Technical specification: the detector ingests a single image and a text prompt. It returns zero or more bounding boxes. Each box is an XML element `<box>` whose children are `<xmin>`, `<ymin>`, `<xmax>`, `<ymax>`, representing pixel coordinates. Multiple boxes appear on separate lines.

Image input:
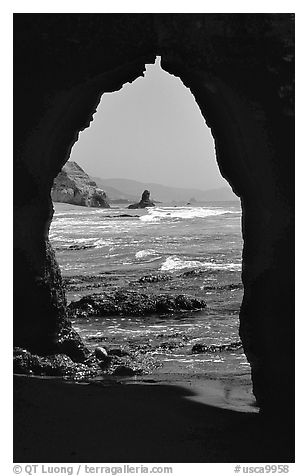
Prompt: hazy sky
<box><xmin>70</xmin><ymin>57</ymin><xmax>227</xmax><ymax>191</ymax></box>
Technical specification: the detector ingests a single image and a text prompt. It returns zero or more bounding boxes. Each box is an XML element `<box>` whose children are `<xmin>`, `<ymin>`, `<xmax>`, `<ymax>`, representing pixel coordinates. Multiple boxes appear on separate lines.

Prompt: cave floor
<box><xmin>14</xmin><ymin>375</ymin><xmax>294</xmax><ymax>463</ymax></box>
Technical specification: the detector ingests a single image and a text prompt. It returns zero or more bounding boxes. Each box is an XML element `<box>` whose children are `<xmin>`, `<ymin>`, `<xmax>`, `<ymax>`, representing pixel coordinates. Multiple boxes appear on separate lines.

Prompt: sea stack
<box><xmin>128</xmin><ymin>190</ymin><xmax>155</xmax><ymax>209</ymax></box>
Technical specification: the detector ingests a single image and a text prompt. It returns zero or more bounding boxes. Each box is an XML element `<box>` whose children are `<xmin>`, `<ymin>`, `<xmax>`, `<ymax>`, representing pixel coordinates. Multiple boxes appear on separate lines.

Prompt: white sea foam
<box><xmin>135</xmin><ymin>249</ymin><xmax>162</xmax><ymax>263</ymax></box>
<box><xmin>160</xmin><ymin>256</ymin><xmax>241</xmax><ymax>272</ymax></box>
<box><xmin>160</xmin><ymin>256</ymin><xmax>204</xmax><ymax>271</ymax></box>
<box><xmin>71</xmin><ymin>237</ymin><xmax>97</xmax><ymax>243</ymax></box>
<box><xmin>135</xmin><ymin>249</ymin><xmax>157</xmax><ymax>259</ymax></box>
<box><xmin>93</xmin><ymin>238</ymin><xmax>114</xmax><ymax>247</ymax></box>
<box><xmin>139</xmin><ymin>206</ymin><xmax>237</xmax><ymax>222</ymax></box>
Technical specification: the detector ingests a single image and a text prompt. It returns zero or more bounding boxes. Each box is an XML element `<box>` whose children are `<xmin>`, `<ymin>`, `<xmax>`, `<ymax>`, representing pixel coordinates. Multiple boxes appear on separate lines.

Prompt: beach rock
<box><xmin>181</xmin><ymin>269</ymin><xmax>207</xmax><ymax>278</ymax></box>
<box><xmin>112</xmin><ymin>365</ymin><xmax>137</xmax><ymax>376</ymax></box>
<box><xmin>203</xmin><ymin>283</ymin><xmax>243</xmax><ymax>291</ymax></box>
<box><xmin>191</xmin><ymin>341</ymin><xmax>243</xmax><ymax>354</ymax></box>
<box><xmin>94</xmin><ymin>347</ymin><xmax>108</xmax><ymax>360</ymax></box>
<box><xmin>107</xmin><ymin>347</ymin><xmax>131</xmax><ymax>357</ymax></box>
<box><xmin>13</xmin><ymin>347</ymin><xmax>100</xmax><ymax>379</ymax></box>
<box><xmin>138</xmin><ymin>274</ymin><xmax>172</xmax><ymax>284</ymax></box>
<box><xmin>103</xmin><ymin>214</ymin><xmax>140</xmax><ymax>218</ymax></box>
<box><xmin>51</xmin><ymin>161</ymin><xmax>110</xmax><ymax>208</ymax></box>
<box><xmin>67</xmin><ymin>244</ymin><xmax>96</xmax><ymax>251</ymax></box>
<box><xmin>86</xmin><ymin>336</ymin><xmax>109</xmax><ymax>344</ymax></box>
<box><xmin>56</xmin><ymin>328</ymin><xmax>91</xmax><ymax>363</ymax></box>
<box><xmin>13</xmin><ymin>344</ymin><xmax>159</xmax><ymax>384</ymax></box>
<box><xmin>108</xmin><ymin>352</ymin><xmax>160</xmax><ymax>376</ymax></box>
<box><xmin>84</xmin><ymin>347</ymin><xmax>160</xmax><ymax>375</ymax></box>
<box><xmin>128</xmin><ymin>190</ymin><xmax>155</xmax><ymax>209</ymax></box>
<box><xmin>156</xmin><ymin>340</ymin><xmax>186</xmax><ymax>351</ymax></box>
<box><xmin>67</xmin><ymin>290</ymin><xmax>207</xmax><ymax>318</ymax></box>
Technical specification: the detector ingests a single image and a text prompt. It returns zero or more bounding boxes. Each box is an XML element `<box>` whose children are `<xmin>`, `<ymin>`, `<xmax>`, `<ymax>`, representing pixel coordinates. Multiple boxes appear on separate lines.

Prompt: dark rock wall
<box><xmin>157</xmin><ymin>15</ymin><xmax>294</xmax><ymax>415</ymax></box>
<box><xmin>14</xmin><ymin>13</ymin><xmax>294</xmax><ymax>414</ymax></box>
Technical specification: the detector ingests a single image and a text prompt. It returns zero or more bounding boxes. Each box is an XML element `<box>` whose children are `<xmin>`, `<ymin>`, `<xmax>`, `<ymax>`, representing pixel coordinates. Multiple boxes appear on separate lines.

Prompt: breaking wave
<box><xmin>160</xmin><ymin>256</ymin><xmax>241</xmax><ymax>272</ymax></box>
<box><xmin>139</xmin><ymin>206</ymin><xmax>238</xmax><ymax>222</ymax></box>
<box><xmin>135</xmin><ymin>249</ymin><xmax>158</xmax><ymax>259</ymax></box>
<box><xmin>135</xmin><ymin>249</ymin><xmax>162</xmax><ymax>263</ymax></box>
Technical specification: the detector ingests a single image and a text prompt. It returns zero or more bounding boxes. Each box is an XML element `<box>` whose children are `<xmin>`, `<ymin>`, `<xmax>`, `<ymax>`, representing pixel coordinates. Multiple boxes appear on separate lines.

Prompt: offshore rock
<box><xmin>128</xmin><ymin>190</ymin><xmax>155</xmax><ymax>209</ymax></box>
<box><xmin>192</xmin><ymin>341</ymin><xmax>243</xmax><ymax>354</ymax></box>
<box><xmin>51</xmin><ymin>161</ymin><xmax>110</xmax><ymax>208</ymax></box>
<box><xmin>138</xmin><ymin>274</ymin><xmax>172</xmax><ymax>284</ymax></box>
<box><xmin>67</xmin><ymin>290</ymin><xmax>207</xmax><ymax>318</ymax></box>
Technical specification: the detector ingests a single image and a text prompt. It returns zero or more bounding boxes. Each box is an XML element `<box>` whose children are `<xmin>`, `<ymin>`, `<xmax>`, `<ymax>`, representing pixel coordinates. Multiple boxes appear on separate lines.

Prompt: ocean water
<box><xmin>50</xmin><ymin>201</ymin><xmax>250</xmax><ymax>380</ymax></box>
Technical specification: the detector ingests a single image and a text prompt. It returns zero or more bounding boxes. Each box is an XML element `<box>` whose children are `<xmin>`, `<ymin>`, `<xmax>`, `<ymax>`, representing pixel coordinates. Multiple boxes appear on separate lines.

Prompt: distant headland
<box><xmin>51</xmin><ymin>161</ymin><xmax>110</xmax><ymax>208</ymax></box>
<box><xmin>51</xmin><ymin>161</ymin><xmax>239</xmax><ymax>207</ymax></box>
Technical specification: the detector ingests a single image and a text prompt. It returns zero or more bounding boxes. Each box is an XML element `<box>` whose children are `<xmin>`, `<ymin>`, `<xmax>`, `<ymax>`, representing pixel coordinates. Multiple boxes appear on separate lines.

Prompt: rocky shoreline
<box><xmin>13</xmin><ymin>337</ymin><xmax>244</xmax><ymax>380</ymax></box>
<box><xmin>14</xmin><ymin>268</ymin><xmax>244</xmax><ymax>380</ymax></box>
<box><xmin>13</xmin><ymin>285</ymin><xmax>207</xmax><ymax>379</ymax></box>
<box><xmin>62</xmin><ymin>271</ymin><xmax>243</xmax><ymax>294</ymax></box>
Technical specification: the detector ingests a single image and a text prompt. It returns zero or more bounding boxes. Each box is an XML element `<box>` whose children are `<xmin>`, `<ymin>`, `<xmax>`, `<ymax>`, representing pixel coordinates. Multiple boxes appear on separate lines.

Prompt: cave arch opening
<box><xmin>13</xmin><ymin>14</ymin><xmax>295</xmax><ymax>425</ymax></box>
<box><xmin>49</xmin><ymin>56</ymin><xmax>250</xmax><ymax>395</ymax></box>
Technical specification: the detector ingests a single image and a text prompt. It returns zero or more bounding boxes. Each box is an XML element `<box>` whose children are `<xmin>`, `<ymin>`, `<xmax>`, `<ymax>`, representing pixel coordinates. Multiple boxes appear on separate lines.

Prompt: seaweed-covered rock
<box><xmin>68</xmin><ymin>290</ymin><xmax>207</xmax><ymax>318</ymax></box>
<box><xmin>13</xmin><ymin>345</ymin><xmax>160</xmax><ymax>379</ymax></box>
<box><xmin>138</xmin><ymin>274</ymin><xmax>172</xmax><ymax>284</ymax></box>
<box><xmin>107</xmin><ymin>353</ymin><xmax>160</xmax><ymax>376</ymax></box>
<box><xmin>107</xmin><ymin>347</ymin><xmax>132</xmax><ymax>357</ymax></box>
<box><xmin>13</xmin><ymin>347</ymin><xmax>99</xmax><ymax>379</ymax></box>
<box><xmin>56</xmin><ymin>323</ymin><xmax>91</xmax><ymax>363</ymax></box>
<box><xmin>113</xmin><ymin>366</ymin><xmax>137</xmax><ymax>376</ymax></box>
<box><xmin>181</xmin><ymin>269</ymin><xmax>207</xmax><ymax>278</ymax></box>
<box><xmin>94</xmin><ymin>347</ymin><xmax>108</xmax><ymax>361</ymax></box>
<box><xmin>191</xmin><ymin>341</ymin><xmax>243</xmax><ymax>354</ymax></box>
